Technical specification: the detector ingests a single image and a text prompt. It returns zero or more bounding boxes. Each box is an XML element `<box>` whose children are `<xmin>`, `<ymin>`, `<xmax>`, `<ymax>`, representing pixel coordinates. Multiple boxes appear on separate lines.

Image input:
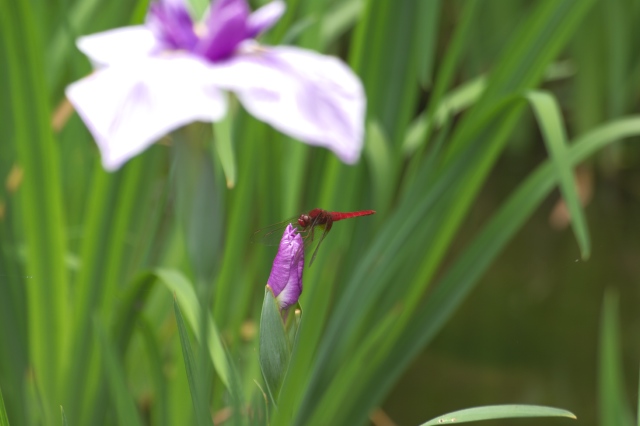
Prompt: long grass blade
<box><xmin>94</xmin><ymin>318</ymin><xmax>144</xmax><ymax>426</ymax></box>
<box><xmin>154</xmin><ymin>269</ymin><xmax>235</xmax><ymax>394</ymax></box>
<box><xmin>174</xmin><ymin>298</ymin><xmax>214</xmax><ymax>426</ymax></box>
<box><xmin>526</xmin><ymin>91</ymin><xmax>590</xmax><ymax>259</ymax></box>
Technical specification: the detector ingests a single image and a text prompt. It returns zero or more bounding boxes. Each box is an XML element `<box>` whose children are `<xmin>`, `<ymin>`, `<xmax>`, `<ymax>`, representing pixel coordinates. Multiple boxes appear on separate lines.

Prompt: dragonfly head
<box><xmin>298</xmin><ymin>214</ymin><xmax>311</xmax><ymax>228</ymax></box>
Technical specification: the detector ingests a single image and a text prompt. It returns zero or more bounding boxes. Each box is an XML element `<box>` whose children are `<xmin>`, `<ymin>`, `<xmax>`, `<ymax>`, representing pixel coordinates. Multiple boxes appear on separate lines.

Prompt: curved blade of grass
<box><xmin>526</xmin><ymin>91</ymin><xmax>590</xmax><ymax>259</ymax></box>
<box><xmin>403</xmin><ymin>61</ymin><xmax>576</xmax><ymax>155</ymax></box>
<box><xmin>94</xmin><ymin>318</ymin><xmax>144</xmax><ymax>426</ymax></box>
<box><xmin>154</xmin><ymin>269</ymin><xmax>236</xmax><ymax>395</ymax></box>
<box><xmin>174</xmin><ymin>298</ymin><xmax>214</xmax><ymax>426</ymax></box>
<box><xmin>403</xmin><ymin>76</ymin><xmax>486</xmax><ymax>155</ymax></box>
<box><xmin>320</xmin><ymin>0</ymin><xmax>362</xmax><ymax>49</ymax></box>
<box><xmin>599</xmin><ymin>289</ymin><xmax>634</xmax><ymax>426</ymax></box>
<box><xmin>420</xmin><ymin>405</ymin><xmax>576</xmax><ymax>425</ymax></box>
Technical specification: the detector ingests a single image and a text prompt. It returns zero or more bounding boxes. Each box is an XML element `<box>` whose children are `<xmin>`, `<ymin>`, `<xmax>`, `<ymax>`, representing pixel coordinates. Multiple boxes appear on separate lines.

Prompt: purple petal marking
<box><xmin>197</xmin><ymin>0</ymin><xmax>250</xmax><ymax>62</ymax></box>
<box><xmin>247</xmin><ymin>1</ymin><xmax>285</xmax><ymax>38</ymax></box>
<box><xmin>65</xmin><ymin>56</ymin><xmax>227</xmax><ymax>170</ymax></box>
<box><xmin>147</xmin><ymin>0</ymin><xmax>198</xmax><ymax>51</ymax></box>
<box><xmin>267</xmin><ymin>224</ymin><xmax>304</xmax><ymax>310</ymax></box>
<box><xmin>76</xmin><ymin>26</ymin><xmax>160</xmax><ymax>68</ymax></box>
<box><xmin>208</xmin><ymin>46</ymin><xmax>366</xmax><ymax>164</ymax></box>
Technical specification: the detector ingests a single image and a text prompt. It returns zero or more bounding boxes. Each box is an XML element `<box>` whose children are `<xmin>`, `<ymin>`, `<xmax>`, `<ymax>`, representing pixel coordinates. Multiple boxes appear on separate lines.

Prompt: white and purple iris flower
<box><xmin>66</xmin><ymin>0</ymin><xmax>366</xmax><ymax>171</ymax></box>
<box><xmin>267</xmin><ymin>224</ymin><xmax>304</xmax><ymax>311</ymax></box>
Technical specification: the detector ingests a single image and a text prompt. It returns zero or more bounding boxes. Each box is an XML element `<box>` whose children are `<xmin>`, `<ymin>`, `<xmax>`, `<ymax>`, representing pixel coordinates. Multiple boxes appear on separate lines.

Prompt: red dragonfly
<box><xmin>251</xmin><ymin>209</ymin><xmax>376</xmax><ymax>266</ymax></box>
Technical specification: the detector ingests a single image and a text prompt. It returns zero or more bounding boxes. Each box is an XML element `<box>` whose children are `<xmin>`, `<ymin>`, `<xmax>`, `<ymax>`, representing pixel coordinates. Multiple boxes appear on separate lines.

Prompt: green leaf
<box><xmin>403</xmin><ymin>76</ymin><xmax>486</xmax><ymax>155</ymax></box>
<box><xmin>364</xmin><ymin>121</ymin><xmax>393</xmax><ymax>212</ymax></box>
<box><xmin>0</xmin><ymin>385</ymin><xmax>9</xmax><ymax>426</ymax></box>
<box><xmin>320</xmin><ymin>0</ymin><xmax>362</xmax><ymax>48</ymax></box>
<box><xmin>415</xmin><ymin>0</ymin><xmax>441</xmax><ymax>88</ymax></box>
<box><xmin>259</xmin><ymin>287</ymin><xmax>291</xmax><ymax>406</ymax></box>
<box><xmin>94</xmin><ymin>318</ymin><xmax>144</xmax><ymax>426</ymax></box>
<box><xmin>212</xmin><ymin>110</ymin><xmax>237</xmax><ymax>189</ymax></box>
<box><xmin>526</xmin><ymin>91</ymin><xmax>590</xmax><ymax>259</ymax></box>
<box><xmin>154</xmin><ymin>269</ymin><xmax>233</xmax><ymax>392</ymax></box>
<box><xmin>174</xmin><ymin>298</ymin><xmax>214</xmax><ymax>426</ymax></box>
<box><xmin>419</xmin><ymin>405</ymin><xmax>576</xmax><ymax>425</ymax></box>
<box><xmin>599</xmin><ymin>290</ymin><xmax>634</xmax><ymax>426</ymax></box>
<box><xmin>60</xmin><ymin>406</ymin><xmax>67</xmax><ymax>426</ymax></box>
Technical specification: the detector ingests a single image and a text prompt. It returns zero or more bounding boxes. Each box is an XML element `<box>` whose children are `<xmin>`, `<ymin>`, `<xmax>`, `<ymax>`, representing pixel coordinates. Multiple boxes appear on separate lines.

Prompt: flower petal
<box><xmin>210</xmin><ymin>46</ymin><xmax>366</xmax><ymax>164</ymax></box>
<box><xmin>77</xmin><ymin>26</ymin><xmax>160</xmax><ymax>68</ymax></box>
<box><xmin>247</xmin><ymin>1</ymin><xmax>285</xmax><ymax>38</ymax></box>
<box><xmin>66</xmin><ymin>55</ymin><xmax>227</xmax><ymax>170</ymax></box>
<box><xmin>267</xmin><ymin>224</ymin><xmax>304</xmax><ymax>310</ymax></box>
<box><xmin>147</xmin><ymin>0</ymin><xmax>198</xmax><ymax>51</ymax></box>
<box><xmin>197</xmin><ymin>0</ymin><xmax>250</xmax><ymax>62</ymax></box>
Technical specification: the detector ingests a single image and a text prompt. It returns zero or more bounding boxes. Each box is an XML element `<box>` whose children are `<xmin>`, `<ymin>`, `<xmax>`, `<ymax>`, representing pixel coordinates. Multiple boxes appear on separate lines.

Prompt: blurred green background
<box><xmin>1</xmin><ymin>0</ymin><xmax>640</xmax><ymax>425</ymax></box>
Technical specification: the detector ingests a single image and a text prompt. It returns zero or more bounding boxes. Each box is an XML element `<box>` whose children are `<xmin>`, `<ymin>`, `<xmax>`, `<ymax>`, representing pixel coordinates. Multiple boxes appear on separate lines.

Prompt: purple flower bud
<box><xmin>267</xmin><ymin>224</ymin><xmax>304</xmax><ymax>310</ymax></box>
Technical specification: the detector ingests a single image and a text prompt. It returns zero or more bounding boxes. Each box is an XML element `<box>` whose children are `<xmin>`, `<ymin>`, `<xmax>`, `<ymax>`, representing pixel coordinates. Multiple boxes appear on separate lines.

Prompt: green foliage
<box><xmin>1</xmin><ymin>0</ymin><xmax>639</xmax><ymax>425</ymax></box>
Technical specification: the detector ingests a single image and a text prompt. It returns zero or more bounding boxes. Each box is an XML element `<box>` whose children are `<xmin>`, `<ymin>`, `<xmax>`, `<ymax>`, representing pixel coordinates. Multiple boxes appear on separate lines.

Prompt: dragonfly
<box><xmin>251</xmin><ymin>208</ymin><xmax>376</xmax><ymax>266</ymax></box>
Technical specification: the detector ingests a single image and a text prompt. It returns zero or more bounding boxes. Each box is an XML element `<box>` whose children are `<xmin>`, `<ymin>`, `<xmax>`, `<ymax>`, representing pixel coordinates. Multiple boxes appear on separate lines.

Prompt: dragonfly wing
<box><xmin>251</xmin><ymin>216</ymin><xmax>305</xmax><ymax>246</ymax></box>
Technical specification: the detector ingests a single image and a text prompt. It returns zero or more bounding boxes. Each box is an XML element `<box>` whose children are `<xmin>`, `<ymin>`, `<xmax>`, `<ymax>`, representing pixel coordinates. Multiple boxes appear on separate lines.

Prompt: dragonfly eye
<box><xmin>298</xmin><ymin>215</ymin><xmax>310</xmax><ymax>227</ymax></box>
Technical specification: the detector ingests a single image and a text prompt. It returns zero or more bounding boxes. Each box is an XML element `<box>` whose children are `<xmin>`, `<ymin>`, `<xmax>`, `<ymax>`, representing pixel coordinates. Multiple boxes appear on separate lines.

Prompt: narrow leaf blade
<box><xmin>154</xmin><ymin>268</ymin><xmax>232</xmax><ymax>390</ymax></box>
<box><xmin>94</xmin><ymin>318</ymin><xmax>144</xmax><ymax>426</ymax></box>
<box><xmin>174</xmin><ymin>298</ymin><xmax>214</xmax><ymax>426</ymax></box>
<box><xmin>526</xmin><ymin>91</ymin><xmax>591</xmax><ymax>259</ymax></box>
<box><xmin>420</xmin><ymin>405</ymin><xmax>576</xmax><ymax>425</ymax></box>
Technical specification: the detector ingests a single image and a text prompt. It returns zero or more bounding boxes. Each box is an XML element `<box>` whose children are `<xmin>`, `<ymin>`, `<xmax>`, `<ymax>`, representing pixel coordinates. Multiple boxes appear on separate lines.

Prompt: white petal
<box><xmin>66</xmin><ymin>55</ymin><xmax>227</xmax><ymax>170</ymax></box>
<box><xmin>247</xmin><ymin>1</ymin><xmax>286</xmax><ymax>37</ymax></box>
<box><xmin>77</xmin><ymin>26</ymin><xmax>160</xmax><ymax>68</ymax></box>
<box><xmin>211</xmin><ymin>46</ymin><xmax>366</xmax><ymax>164</ymax></box>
